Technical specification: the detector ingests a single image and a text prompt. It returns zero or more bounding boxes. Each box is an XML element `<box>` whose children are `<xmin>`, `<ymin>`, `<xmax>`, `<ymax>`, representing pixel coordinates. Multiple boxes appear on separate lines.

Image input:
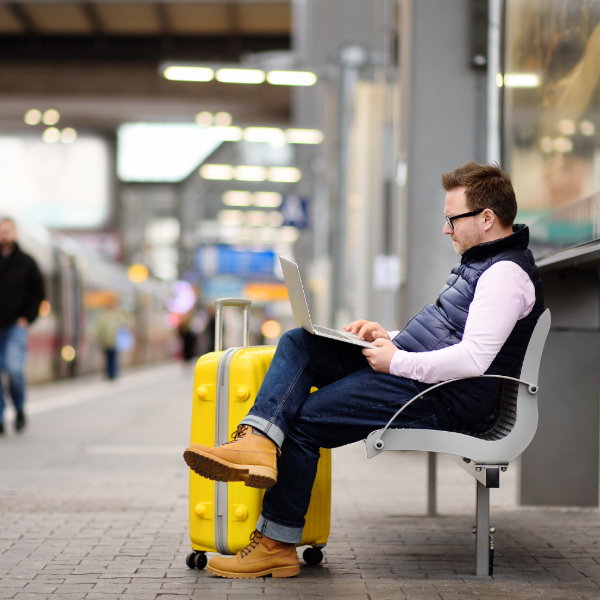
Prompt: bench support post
<box><xmin>427</xmin><ymin>452</ymin><xmax>437</xmax><ymax>515</ymax></box>
<box><xmin>475</xmin><ymin>480</ymin><xmax>491</xmax><ymax>575</ymax></box>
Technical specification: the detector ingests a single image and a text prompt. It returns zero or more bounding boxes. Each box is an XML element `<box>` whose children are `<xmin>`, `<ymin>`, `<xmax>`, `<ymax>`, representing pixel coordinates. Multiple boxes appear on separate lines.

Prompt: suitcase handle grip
<box><xmin>214</xmin><ymin>298</ymin><xmax>251</xmax><ymax>351</ymax></box>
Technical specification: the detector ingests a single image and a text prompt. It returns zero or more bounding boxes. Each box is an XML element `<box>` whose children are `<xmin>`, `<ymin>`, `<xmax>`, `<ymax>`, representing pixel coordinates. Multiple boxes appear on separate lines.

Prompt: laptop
<box><xmin>280</xmin><ymin>257</ymin><xmax>374</xmax><ymax>348</ymax></box>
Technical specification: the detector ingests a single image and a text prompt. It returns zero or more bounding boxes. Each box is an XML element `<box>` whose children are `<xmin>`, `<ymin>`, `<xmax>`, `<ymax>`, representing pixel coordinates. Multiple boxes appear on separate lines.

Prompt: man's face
<box><xmin>0</xmin><ymin>220</ymin><xmax>18</xmax><ymax>248</ymax></box>
<box><xmin>443</xmin><ymin>187</ymin><xmax>484</xmax><ymax>255</ymax></box>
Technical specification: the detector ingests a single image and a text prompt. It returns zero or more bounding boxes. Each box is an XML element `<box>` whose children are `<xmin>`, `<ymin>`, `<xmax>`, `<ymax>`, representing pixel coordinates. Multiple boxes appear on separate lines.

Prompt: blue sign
<box><xmin>281</xmin><ymin>195</ymin><xmax>309</xmax><ymax>229</ymax></box>
<box><xmin>196</xmin><ymin>245</ymin><xmax>278</xmax><ymax>279</ymax></box>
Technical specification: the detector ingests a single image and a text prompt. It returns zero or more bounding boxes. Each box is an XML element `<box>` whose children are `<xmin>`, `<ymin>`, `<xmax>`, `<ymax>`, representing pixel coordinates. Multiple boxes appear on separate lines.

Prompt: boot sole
<box><xmin>183</xmin><ymin>449</ymin><xmax>277</xmax><ymax>489</ymax></box>
<box><xmin>206</xmin><ymin>564</ymin><xmax>300</xmax><ymax>579</ymax></box>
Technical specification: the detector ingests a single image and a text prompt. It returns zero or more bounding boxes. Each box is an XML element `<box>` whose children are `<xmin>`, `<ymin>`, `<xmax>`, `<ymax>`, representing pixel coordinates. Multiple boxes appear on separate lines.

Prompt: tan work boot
<box><xmin>183</xmin><ymin>425</ymin><xmax>279</xmax><ymax>488</ymax></box>
<box><xmin>207</xmin><ymin>531</ymin><xmax>300</xmax><ymax>579</ymax></box>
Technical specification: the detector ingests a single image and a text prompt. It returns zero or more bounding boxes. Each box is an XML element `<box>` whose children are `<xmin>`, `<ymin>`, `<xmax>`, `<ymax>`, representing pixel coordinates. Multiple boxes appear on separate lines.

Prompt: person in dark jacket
<box><xmin>183</xmin><ymin>162</ymin><xmax>546</xmax><ymax>579</ymax></box>
<box><xmin>0</xmin><ymin>218</ymin><xmax>45</xmax><ymax>434</ymax></box>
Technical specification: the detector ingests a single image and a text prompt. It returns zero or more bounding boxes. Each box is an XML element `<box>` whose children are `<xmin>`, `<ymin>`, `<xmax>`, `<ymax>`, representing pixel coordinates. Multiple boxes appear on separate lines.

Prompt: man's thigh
<box><xmin>5</xmin><ymin>326</ymin><xmax>27</xmax><ymax>371</ymax></box>
<box><xmin>292</xmin><ymin>368</ymin><xmax>446</xmax><ymax>449</ymax></box>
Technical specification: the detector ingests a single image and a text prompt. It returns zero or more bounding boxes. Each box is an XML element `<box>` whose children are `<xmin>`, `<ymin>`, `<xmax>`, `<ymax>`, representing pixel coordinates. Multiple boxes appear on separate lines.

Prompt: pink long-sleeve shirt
<box><xmin>387</xmin><ymin>261</ymin><xmax>536</xmax><ymax>383</ymax></box>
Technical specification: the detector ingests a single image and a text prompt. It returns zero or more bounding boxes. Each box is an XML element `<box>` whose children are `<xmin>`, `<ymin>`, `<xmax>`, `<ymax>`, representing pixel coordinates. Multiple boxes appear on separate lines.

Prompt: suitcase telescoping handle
<box><xmin>214</xmin><ymin>297</ymin><xmax>251</xmax><ymax>352</ymax></box>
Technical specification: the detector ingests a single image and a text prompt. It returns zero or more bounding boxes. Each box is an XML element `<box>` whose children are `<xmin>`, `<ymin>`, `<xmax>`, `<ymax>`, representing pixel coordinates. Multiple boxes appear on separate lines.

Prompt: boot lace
<box><xmin>240</xmin><ymin>530</ymin><xmax>263</xmax><ymax>558</ymax></box>
<box><xmin>224</xmin><ymin>424</ymin><xmax>249</xmax><ymax>445</ymax></box>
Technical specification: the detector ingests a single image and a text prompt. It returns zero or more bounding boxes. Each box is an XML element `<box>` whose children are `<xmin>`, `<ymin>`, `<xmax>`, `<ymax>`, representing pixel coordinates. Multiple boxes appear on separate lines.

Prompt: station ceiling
<box><xmin>0</xmin><ymin>1</ymin><xmax>293</xmax><ymax>134</ymax></box>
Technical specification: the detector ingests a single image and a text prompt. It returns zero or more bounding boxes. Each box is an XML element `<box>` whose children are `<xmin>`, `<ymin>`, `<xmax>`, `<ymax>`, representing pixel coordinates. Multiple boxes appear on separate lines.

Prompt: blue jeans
<box><xmin>0</xmin><ymin>324</ymin><xmax>28</xmax><ymax>422</ymax></box>
<box><xmin>240</xmin><ymin>328</ymin><xmax>458</xmax><ymax>543</ymax></box>
<box><xmin>104</xmin><ymin>348</ymin><xmax>118</xmax><ymax>379</ymax></box>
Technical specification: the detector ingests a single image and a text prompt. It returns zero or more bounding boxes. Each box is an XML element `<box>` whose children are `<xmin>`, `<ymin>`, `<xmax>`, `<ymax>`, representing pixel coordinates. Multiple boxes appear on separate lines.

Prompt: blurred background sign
<box><xmin>196</xmin><ymin>245</ymin><xmax>278</xmax><ymax>279</ymax></box>
<box><xmin>281</xmin><ymin>195</ymin><xmax>309</xmax><ymax>229</ymax></box>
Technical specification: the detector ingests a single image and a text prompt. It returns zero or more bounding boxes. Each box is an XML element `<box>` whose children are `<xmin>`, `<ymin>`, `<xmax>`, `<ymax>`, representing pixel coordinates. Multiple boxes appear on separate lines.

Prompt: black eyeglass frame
<box><xmin>445</xmin><ymin>209</ymin><xmax>484</xmax><ymax>230</ymax></box>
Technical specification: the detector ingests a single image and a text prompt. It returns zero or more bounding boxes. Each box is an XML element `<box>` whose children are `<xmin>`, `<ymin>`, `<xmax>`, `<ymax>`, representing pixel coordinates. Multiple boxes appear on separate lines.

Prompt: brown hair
<box><xmin>441</xmin><ymin>161</ymin><xmax>517</xmax><ymax>227</ymax></box>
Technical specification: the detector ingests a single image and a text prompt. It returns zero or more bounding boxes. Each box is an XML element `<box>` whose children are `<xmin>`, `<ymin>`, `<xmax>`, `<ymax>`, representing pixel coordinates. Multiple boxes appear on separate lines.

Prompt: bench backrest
<box><xmin>365</xmin><ymin>309</ymin><xmax>551</xmax><ymax>464</ymax></box>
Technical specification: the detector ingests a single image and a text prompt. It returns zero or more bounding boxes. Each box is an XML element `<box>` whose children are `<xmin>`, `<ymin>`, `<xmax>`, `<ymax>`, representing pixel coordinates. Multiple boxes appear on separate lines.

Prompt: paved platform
<box><xmin>1</xmin><ymin>363</ymin><xmax>599</xmax><ymax>599</ymax></box>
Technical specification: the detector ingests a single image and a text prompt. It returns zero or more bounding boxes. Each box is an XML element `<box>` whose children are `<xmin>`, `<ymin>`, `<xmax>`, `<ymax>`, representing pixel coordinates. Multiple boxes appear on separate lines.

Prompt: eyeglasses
<box><xmin>445</xmin><ymin>209</ymin><xmax>484</xmax><ymax>230</ymax></box>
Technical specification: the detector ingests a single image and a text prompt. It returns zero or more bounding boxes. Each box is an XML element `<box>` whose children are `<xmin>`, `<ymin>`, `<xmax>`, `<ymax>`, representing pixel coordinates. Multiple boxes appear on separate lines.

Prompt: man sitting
<box><xmin>184</xmin><ymin>161</ymin><xmax>545</xmax><ymax>579</ymax></box>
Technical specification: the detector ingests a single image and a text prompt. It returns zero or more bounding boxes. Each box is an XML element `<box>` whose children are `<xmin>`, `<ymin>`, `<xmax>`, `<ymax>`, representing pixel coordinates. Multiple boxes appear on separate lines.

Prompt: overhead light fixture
<box><xmin>285</xmin><ymin>129</ymin><xmax>324</xmax><ymax>144</ymax></box>
<box><xmin>244</xmin><ymin>127</ymin><xmax>286</xmax><ymax>145</ymax></box>
<box><xmin>43</xmin><ymin>127</ymin><xmax>61</xmax><ymax>144</ymax></box>
<box><xmin>218</xmin><ymin>210</ymin><xmax>245</xmax><ymax>225</ymax></box>
<box><xmin>216</xmin><ymin>68</ymin><xmax>265</xmax><ymax>84</ymax></box>
<box><xmin>214</xmin><ymin>111</ymin><xmax>233</xmax><ymax>126</ymax></box>
<box><xmin>235</xmin><ymin>165</ymin><xmax>267</xmax><ymax>181</ymax></box>
<box><xmin>254</xmin><ymin>192</ymin><xmax>282</xmax><ymax>207</ymax></box>
<box><xmin>200</xmin><ymin>164</ymin><xmax>234</xmax><ymax>180</ymax></box>
<box><xmin>499</xmin><ymin>73</ymin><xmax>540</xmax><ymax>88</ymax></box>
<box><xmin>246</xmin><ymin>211</ymin><xmax>267</xmax><ymax>226</ymax></box>
<box><xmin>24</xmin><ymin>109</ymin><xmax>41</xmax><ymax>125</ymax></box>
<box><xmin>164</xmin><ymin>66</ymin><xmax>214</xmax><ymax>82</ymax></box>
<box><xmin>267</xmin><ymin>70</ymin><xmax>317</xmax><ymax>86</ymax></box>
<box><xmin>43</xmin><ymin>109</ymin><xmax>60</xmax><ymax>126</ymax></box>
<box><xmin>60</xmin><ymin>127</ymin><xmax>77</xmax><ymax>144</ymax></box>
<box><xmin>195</xmin><ymin>111</ymin><xmax>213</xmax><ymax>126</ymax></box>
<box><xmin>210</xmin><ymin>126</ymin><xmax>243</xmax><ymax>141</ymax></box>
<box><xmin>268</xmin><ymin>167</ymin><xmax>302</xmax><ymax>183</ymax></box>
<box><xmin>223</xmin><ymin>191</ymin><xmax>253</xmax><ymax>206</ymax></box>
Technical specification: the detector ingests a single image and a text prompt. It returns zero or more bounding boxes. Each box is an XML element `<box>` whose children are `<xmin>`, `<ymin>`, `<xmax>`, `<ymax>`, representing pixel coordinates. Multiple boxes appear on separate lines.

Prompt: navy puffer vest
<box><xmin>392</xmin><ymin>224</ymin><xmax>545</xmax><ymax>427</ymax></box>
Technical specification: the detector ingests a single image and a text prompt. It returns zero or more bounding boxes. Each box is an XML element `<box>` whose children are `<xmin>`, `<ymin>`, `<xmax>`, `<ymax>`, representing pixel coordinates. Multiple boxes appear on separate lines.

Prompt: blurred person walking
<box><xmin>0</xmin><ymin>217</ymin><xmax>45</xmax><ymax>435</ymax></box>
<box><xmin>95</xmin><ymin>296</ymin><xmax>130</xmax><ymax>380</ymax></box>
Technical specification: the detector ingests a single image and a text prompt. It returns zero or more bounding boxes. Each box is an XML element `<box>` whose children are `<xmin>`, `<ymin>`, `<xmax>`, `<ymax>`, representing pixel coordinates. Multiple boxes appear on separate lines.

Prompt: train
<box><xmin>16</xmin><ymin>221</ymin><xmax>173</xmax><ymax>384</ymax></box>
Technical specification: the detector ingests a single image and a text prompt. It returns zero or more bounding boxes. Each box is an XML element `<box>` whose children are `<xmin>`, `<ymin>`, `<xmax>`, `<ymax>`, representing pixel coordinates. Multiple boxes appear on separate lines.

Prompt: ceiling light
<box><xmin>216</xmin><ymin>68</ymin><xmax>265</xmax><ymax>84</ymax></box>
<box><xmin>268</xmin><ymin>212</ymin><xmax>284</xmax><ymax>226</ymax></box>
<box><xmin>244</xmin><ymin>127</ymin><xmax>286</xmax><ymax>144</ymax></box>
<box><xmin>253</xmin><ymin>192</ymin><xmax>282</xmax><ymax>207</ymax></box>
<box><xmin>60</xmin><ymin>128</ymin><xmax>77</xmax><ymax>144</ymax></box>
<box><xmin>235</xmin><ymin>166</ymin><xmax>267</xmax><ymax>181</ymax></box>
<box><xmin>24</xmin><ymin>109</ymin><xmax>41</xmax><ymax>126</ymax></box>
<box><xmin>218</xmin><ymin>210</ymin><xmax>245</xmax><ymax>225</ymax></box>
<box><xmin>200</xmin><ymin>164</ymin><xmax>234</xmax><ymax>180</ymax></box>
<box><xmin>223</xmin><ymin>191</ymin><xmax>253</xmax><ymax>206</ymax></box>
<box><xmin>43</xmin><ymin>109</ymin><xmax>60</xmax><ymax>126</ymax></box>
<box><xmin>164</xmin><ymin>66</ymin><xmax>214</xmax><ymax>82</ymax></box>
<box><xmin>195</xmin><ymin>111</ymin><xmax>213</xmax><ymax>126</ymax></box>
<box><xmin>210</xmin><ymin>126</ymin><xmax>243</xmax><ymax>141</ymax></box>
<box><xmin>246</xmin><ymin>211</ymin><xmax>267</xmax><ymax>226</ymax></box>
<box><xmin>502</xmin><ymin>73</ymin><xmax>540</xmax><ymax>88</ymax></box>
<box><xmin>580</xmin><ymin>120</ymin><xmax>595</xmax><ymax>137</ymax></box>
<box><xmin>558</xmin><ymin>119</ymin><xmax>575</xmax><ymax>136</ymax></box>
<box><xmin>42</xmin><ymin>127</ymin><xmax>61</xmax><ymax>144</ymax></box>
<box><xmin>214</xmin><ymin>112</ymin><xmax>233</xmax><ymax>126</ymax></box>
<box><xmin>267</xmin><ymin>70</ymin><xmax>317</xmax><ymax>86</ymax></box>
<box><xmin>285</xmin><ymin>129</ymin><xmax>324</xmax><ymax>144</ymax></box>
<box><xmin>268</xmin><ymin>167</ymin><xmax>302</xmax><ymax>183</ymax></box>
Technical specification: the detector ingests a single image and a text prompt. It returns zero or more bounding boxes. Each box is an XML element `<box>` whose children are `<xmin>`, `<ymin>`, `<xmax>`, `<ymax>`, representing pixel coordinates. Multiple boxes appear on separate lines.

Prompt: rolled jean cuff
<box><xmin>239</xmin><ymin>415</ymin><xmax>285</xmax><ymax>449</ymax></box>
<box><xmin>256</xmin><ymin>514</ymin><xmax>303</xmax><ymax>544</ymax></box>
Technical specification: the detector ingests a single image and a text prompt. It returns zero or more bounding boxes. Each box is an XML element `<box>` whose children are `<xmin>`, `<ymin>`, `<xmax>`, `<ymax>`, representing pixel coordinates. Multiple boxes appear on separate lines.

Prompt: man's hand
<box><xmin>362</xmin><ymin>338</ymin><xmax>397</xmax><ymax>373</ymax></box>
<box><xmin>344</xmin><ymin>319</ymin><xmax>390</xmax><ymax>342</ymax></box>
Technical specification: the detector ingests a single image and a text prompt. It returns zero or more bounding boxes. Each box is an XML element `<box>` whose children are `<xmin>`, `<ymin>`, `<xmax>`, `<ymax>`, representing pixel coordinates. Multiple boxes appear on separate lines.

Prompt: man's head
<box><xmin>441</xmin><ymin>161</ymin><xmax>516</xmax><ymax>255</ymax></box>
<box><xmin>0</xmin><ymin>218</ymin><xmax>18</xmax><ymax>252</ymax></box>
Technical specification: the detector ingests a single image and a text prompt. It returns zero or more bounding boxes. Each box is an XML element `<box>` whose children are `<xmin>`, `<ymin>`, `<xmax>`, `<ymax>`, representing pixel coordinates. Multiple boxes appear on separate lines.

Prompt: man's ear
<box><xmin>482</xmin><ymin>208</ymin><xmax>495</xmax><ymax>231</ymax></box>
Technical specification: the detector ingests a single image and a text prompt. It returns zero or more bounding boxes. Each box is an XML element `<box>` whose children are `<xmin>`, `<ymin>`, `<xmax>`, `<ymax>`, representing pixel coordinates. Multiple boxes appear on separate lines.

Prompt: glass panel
<box><xmin>503</xmin><ymin>0</ymin><xmax>600</xmax><ymax>257</ymax></box>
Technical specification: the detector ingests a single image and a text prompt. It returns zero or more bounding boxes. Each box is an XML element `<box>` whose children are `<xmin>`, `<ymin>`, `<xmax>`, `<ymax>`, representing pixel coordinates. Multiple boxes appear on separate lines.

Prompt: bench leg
<box><xmin>475</xmin><ymin>480</ymin><xmax>491</xmax><ymax>575</ymax></box>
<box><xmin>427</xmin><ymin>452</ymin><xmax>437</xmax><ymax>516</ymax></box>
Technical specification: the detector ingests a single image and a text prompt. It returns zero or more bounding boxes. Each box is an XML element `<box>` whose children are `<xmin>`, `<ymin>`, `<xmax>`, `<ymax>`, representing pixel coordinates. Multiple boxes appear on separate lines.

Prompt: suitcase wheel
<box><xmin>302</xmin><ymin>546</ymin><xmax>324</xmax><ymax>565</ymax></box>
<box><xmin>186</xmin><ymin>551</ymin><xmax>207</xmax><ymax>570</ymax></box>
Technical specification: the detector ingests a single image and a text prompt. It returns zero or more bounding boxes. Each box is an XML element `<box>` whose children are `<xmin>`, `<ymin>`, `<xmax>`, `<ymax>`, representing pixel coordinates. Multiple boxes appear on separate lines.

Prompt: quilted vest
<box><xmin>392</xmin><ymin>224</ymin><xmax>545</xmax><ymax>427</ymax></box>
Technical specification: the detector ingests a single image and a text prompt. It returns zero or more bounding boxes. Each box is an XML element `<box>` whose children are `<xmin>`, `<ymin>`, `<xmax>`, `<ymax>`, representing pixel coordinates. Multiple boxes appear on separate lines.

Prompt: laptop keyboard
<box><xmin>313</xmin><ymin>325</ymin><xmax>358</xmax><ymax>341</ymax></box>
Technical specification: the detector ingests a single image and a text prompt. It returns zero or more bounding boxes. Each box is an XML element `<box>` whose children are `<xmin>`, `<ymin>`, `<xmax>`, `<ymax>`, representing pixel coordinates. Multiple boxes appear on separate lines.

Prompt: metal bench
<box><xmin>365</xmin><ymin>309</ymin><xmax>551</xmax><ymax>575</ymax></box>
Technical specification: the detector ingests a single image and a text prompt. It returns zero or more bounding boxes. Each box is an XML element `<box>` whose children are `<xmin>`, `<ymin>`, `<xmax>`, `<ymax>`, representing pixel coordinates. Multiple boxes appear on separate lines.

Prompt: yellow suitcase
<box><xmin>185</xmin><ymin>298</ymin><xmax>331</xmax><ymax>571</ymax></box>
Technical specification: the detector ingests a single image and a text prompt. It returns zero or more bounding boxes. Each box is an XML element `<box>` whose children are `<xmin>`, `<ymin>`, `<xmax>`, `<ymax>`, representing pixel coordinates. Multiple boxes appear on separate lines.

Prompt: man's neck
<box><xmin>1</xmin><ymin>243</ymin><xmax>15</xmax><ymax>257</ymax></box>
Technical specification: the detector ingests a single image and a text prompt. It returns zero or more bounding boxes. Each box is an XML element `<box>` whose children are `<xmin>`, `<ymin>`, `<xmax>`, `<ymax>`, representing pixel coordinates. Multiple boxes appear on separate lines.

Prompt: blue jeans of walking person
<box><xmin>0</xmin><ymin>323</ymin><xmax>28</xmax><ymax>424</ymax></box>
<box><xmin>239</xmin><ymin>327</ymin><xmax>458</xmax><ymax>544</ymax></box>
